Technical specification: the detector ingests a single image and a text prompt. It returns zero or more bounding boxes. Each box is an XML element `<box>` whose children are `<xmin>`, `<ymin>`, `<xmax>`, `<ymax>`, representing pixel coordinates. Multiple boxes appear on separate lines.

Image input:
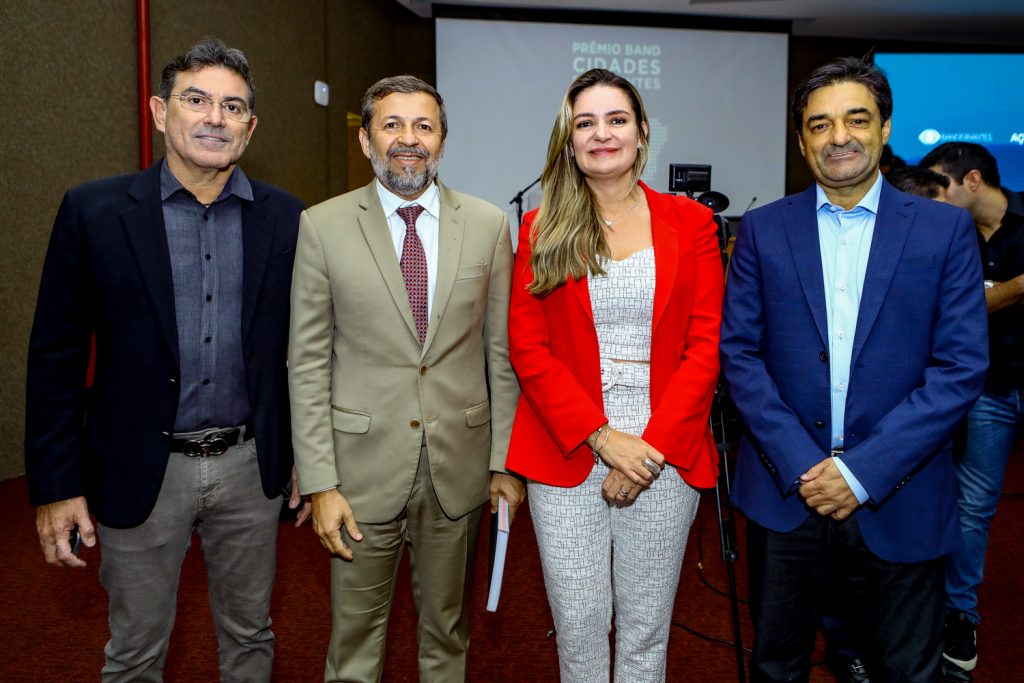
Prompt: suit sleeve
<box><xmin>287</xmin><ymin>210</ymin><xmax>339</xmax><ymax>495</ymax></box>
<box><xmin>25</xmin><ymin>189</ymin><xmax>93</xmax><ymax>505</ymax></box>
<box><xmin>842</xmin><ymin>208</ymin><xmax>988</xmax><ymax>501</ymax></box>
<box><xmin>720</xmin><ymin>211</ymin><xmax>826</xmax><ymax>492</ymax></box>
<box><xmin>642</xmin><ymin>208</ymin><xmax>724</xmax><ymax>468</ymax></box>
<box><xmin>508</xmin><ymin>217</ymin><xmax>606</xmax><ymax>457</ymax></box>
<box><xmin>483</xmin><ymin>213</ymin><xmax>520</xmax><ymax>473</ymax></box>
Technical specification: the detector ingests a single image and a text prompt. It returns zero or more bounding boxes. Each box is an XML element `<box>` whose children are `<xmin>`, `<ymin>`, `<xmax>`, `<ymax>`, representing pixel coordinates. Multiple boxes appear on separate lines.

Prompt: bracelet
<box><xmin>592</xmin><ymin>425</ymin><xmax>611</xmax><ymax>461</ymax></box>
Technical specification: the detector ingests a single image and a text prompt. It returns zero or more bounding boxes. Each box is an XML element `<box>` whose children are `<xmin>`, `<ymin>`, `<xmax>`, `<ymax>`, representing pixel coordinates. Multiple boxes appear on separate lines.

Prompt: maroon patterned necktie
<box><xmin>396</xmin><ymin>204</ymin><xmax>428</xmax><ymax>345</ymax></box>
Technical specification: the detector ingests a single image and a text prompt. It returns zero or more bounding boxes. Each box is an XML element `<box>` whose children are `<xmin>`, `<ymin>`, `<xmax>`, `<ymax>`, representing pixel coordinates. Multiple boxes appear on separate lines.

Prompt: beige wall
<box><xmin>0</xmin><ymin>0</ymin><xmax>434</xmax><ymax>481</ymax></box>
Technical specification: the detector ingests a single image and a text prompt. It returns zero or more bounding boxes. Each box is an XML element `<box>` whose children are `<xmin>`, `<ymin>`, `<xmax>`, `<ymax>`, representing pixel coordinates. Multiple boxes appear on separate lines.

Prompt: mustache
<box><xmin>388</xmin><ymin>145</ymin><xmax>428</xmax><ymax>159</ymax></box>
<box><xmin>824</xmin><ymin>141</ymin><xmax>864</xmax><ymax>155</ymax></box>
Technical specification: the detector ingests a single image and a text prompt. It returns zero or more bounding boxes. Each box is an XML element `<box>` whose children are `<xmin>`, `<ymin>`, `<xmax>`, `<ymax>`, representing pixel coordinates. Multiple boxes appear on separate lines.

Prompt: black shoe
<box><xmin>826</xmin><ymin>655</ymin><xmax>871</xmax><ymax>683</ymax></box>
<box><xmin>943</xmin><ymin>611</ymin><xmax>978</xmax><ymax>672</ymax></box>
<box><xmin>941</xmin><ymin>657</ymin><xmax>973</xmax><ymax>682</ymax></box>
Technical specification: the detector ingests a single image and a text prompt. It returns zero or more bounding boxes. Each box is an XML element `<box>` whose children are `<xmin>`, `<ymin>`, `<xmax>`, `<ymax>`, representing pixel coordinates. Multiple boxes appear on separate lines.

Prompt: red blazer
<box><xmin>506</xmin><ymin>181</ymin><xmax>724</xmax><ymax>489</ymax></box>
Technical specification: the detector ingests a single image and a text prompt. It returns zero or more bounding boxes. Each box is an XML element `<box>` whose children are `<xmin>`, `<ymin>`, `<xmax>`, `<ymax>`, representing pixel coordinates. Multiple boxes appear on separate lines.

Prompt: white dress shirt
<box><xmin>375</xmin><ymin>179</ymin><xmax>441</xmax><ymax>316</ymax></box>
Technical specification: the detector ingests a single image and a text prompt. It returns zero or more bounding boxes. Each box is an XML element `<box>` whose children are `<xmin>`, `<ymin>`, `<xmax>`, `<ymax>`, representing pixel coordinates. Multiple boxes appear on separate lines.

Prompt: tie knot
<box><xmin>396</xmin><ymin>204</ymin><xmax>425</xmax><ymax>229</ymax></box>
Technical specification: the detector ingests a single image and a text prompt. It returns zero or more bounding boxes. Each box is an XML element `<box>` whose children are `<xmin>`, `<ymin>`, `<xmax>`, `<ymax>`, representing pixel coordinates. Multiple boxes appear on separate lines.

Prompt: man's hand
<box><xmin>799</xmin><ymin>458</ymin><xmax>860</xmax><ymax>520</ymax></box>
<box><xmin>287</xmin><ymin>466</ymin><xmax>312</xmax><ymax>528</ymax></box>
<box><xmin>36</xmin><ymin>496</ymin><xmax>95</xmax><ymax>568</ymax></box>
<box><xmin>985</xmin><ymin>273</ymin><xmax>1024</xmax><ymax>313</ymax></box>
<box><xmin>601</xmin><ymin>469</ymin><xmax>642</xmax><ymax>507</ymax></box>
<box><xmin>590</xmin><ymin>426</ymin><xmax>665</xmax><ymax>487</ymax></box>
<box><xmin>310</xmin><ymin>488</ymin><xmax>362</xmax><ymax>561</ymax></box>
<box><xmin>489</xmin><ymin>472</ymin><xmax>526</xmax><ymax>524</ymax></box>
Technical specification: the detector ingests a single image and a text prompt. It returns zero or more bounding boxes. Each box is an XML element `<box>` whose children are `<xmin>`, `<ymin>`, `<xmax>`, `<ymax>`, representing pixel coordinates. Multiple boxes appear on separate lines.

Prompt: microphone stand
<box><xmin>509</xmin><ymin>176</ymin><xmax>542</xmax><ymax>227</ymax></box>
<box><xmin>710</xmin><ymin>387</ymin><xmax>746</xmax><ymax>683</ymax></box>
<box><xmin>687</xmin><ymin>186</ymin><xmax>746</xmax><ymax>682</ymax></box>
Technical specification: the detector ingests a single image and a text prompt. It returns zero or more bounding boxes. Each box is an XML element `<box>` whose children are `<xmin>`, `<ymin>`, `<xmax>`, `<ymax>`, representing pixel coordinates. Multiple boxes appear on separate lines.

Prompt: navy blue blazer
<box><xmin>720</xmin><ymin>180</ymin><xmax>988</xmax><ymax>563</ymax></box>
<box><xmin>25</xmin><ymin>161</ymin><xmax>303</xmax><ymax>528</ymax></box>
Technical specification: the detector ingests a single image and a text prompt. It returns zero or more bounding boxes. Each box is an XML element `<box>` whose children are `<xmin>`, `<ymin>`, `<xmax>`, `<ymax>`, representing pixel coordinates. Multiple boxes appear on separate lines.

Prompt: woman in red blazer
<box><xmin>506</xmin><ymin>69</ymin><xmax>724</xmax><ymax>682</ymax></box>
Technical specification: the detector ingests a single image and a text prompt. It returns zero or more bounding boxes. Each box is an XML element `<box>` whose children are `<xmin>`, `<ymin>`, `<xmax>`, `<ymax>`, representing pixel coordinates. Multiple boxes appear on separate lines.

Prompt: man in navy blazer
<box><xmin>721</xmin><ymin>57</ymin><xmax>988</xmax><ymax>683</ymax></box>
<box><xmin>25</xmin><ymin>39</ymin><xmax>305</xmax><ymax>682</ymax></box>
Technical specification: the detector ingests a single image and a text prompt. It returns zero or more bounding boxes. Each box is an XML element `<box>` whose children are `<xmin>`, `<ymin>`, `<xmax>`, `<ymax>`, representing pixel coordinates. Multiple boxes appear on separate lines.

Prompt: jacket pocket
<box><xmin>465</xmin><ymin>401</ymin><xmax>491</xmax><ymax>427</ymax></box>
<box><xmin>456</xmin><ymin>262</ymin><xmax>487</xmax><ymax>280</ymax></box>
<box><xmin>331</xmin><ymin>407</ymin><xmax>372</xmax><ymax>433</ymax></box>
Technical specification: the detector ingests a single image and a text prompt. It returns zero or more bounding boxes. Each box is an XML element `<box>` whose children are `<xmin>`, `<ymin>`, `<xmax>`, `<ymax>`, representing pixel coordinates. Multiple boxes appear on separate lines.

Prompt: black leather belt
<box><xmin>171</xmin><ymin>427</ymin><xmax>248</xmax><ymax>457</ymax></box>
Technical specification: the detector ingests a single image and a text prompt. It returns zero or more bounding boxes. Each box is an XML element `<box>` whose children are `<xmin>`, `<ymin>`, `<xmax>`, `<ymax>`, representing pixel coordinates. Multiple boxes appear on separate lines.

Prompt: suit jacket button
<box><xmin>819</xmin><ymin>351</ymin><xmax>829</xmax><ymax>362</ymax></box>
<box><xmin>410</xmin><ymin>419</ymin><xmax>421</xmax><ymax>429</ymax></box>
<box><xmin>814</xmin><ymin>421</ymin><xmax>825</xmax><ymax>429</ymax></box>
<box><xmin>419</xmin><ymin>366</ymin><xmax>429</xmax><ymax>376</ymax></box>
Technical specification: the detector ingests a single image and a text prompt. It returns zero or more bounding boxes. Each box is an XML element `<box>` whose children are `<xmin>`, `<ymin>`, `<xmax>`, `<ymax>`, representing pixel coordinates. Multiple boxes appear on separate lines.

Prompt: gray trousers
<box><xmin>529</xmin><ymin>460</ymin><xmax>699</xmax><ymax>683</ymax></box>
<box><xmin>98</xmin><ymin>433</ymin><xmax>282</xmax><ymax>683</ymax></box>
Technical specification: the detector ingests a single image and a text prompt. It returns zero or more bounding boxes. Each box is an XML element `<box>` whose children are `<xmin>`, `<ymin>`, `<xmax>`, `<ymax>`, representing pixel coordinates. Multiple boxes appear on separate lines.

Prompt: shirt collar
<box><xmin>814</xmin><ymin>171</ymin><xmax>883</xmax><ymax>215</ymax></box>
<box><xmin>1003</xmin><ymin>187</ymin><xmax>1024</xmax><ymax>221</ymax></box>
<box><xmin>159</xmin><ymin>159</ymin><xmax>253</xmax><ymax>203</ymax></box>
<box><xmin>375</xmin><ymin>178</ymin><xmax>441</xmax><ymax>220</ymax></box>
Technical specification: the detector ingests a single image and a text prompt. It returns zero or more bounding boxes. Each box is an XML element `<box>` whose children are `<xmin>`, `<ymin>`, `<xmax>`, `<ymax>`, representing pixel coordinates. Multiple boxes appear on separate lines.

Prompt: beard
<box><xmin>369</xmin><ymin>143</ymin><xmax>441</xmax><ymax>197</ymax></box>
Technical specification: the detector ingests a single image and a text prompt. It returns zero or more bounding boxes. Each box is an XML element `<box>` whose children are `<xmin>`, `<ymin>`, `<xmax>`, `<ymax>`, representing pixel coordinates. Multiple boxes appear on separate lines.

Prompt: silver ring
<box><xmin>641</xmin><ymin>458</ymin><xmax>662</xmax><ymax>475</ymax></box>
<box><xmin>617</xmin><ymin>487</ymin><xmax>629</xmax><ymax>498</ymax></box>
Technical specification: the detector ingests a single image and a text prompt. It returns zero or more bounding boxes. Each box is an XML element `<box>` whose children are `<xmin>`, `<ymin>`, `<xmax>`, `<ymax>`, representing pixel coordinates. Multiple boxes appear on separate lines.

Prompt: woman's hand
<box><xmin>590</xmin><ymin>426</ymin><xmax>665</xmax><ymax>487</ymax></box>
<box><xmin>602</xmin><ymin>469</ymin><xmax>642</xmax><ymax>507</ymax></box>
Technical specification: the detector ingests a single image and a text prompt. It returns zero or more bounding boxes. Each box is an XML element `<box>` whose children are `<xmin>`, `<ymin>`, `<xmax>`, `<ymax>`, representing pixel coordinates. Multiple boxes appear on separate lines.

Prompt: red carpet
<box><xmin>1</xmin><ymin>453</ymin><xmax>1020</xmax><ymax>681</ymax></box>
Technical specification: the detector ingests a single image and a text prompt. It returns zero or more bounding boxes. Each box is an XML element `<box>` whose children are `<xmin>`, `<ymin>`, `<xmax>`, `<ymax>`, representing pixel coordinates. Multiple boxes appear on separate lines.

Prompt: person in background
<box><xmin>25</xmin><ymin>38</ymin><xmax>308</xmax><ymax>682</ymax></box>
<box><xmin>505</xmin><ymin>68</ymin><xmax>723</xmax><ymax>682</ymax></box>
<box><xmin>287</xmin><ymin>75</ymin><xmax>522</xmax><ymax>682</ymax></box>
<box><xmin>721</xmin><ymin>57</ymin><xmax>988</xmax><ymax>683</ymax></box>
<box><xmin>920</xmin><ymin>141</ymin><xmax>1024</xmax><ymax>679</ymax></box>
<box><xmin>887</xmin><ymin>164</ymin><xmax>951</xmax><ymax>200</ymax></box>
<box><xmin>879</xmin><ymin>143</ymin><xmax>906</xmax><ymax>176</ymax></box>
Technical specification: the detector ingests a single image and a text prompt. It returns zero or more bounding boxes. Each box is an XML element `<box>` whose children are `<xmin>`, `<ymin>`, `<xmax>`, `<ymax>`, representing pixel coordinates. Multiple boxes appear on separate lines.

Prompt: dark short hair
<box><xmin>158</xmin><ymin>38</ymin><xmax>256</xmax><ymax>112</ymax></box>
<box><xmin>791</xmin><ymin>56</ymin><xmax>893</xmax><ymax>133</ymax></box>
<box><xmin>361</xmin><ymin>75</ymin><xmax>447</xmax><ymax>141</ymax></box>
<box><xmin>887</xmin><ymin>165</ymin><xmax>950</xmax><ymax>199</ymax></box>
<box><xmin>919</xmin><ymin>142</ymin><xmax>1001</xmax><ymax>188</ymax></box>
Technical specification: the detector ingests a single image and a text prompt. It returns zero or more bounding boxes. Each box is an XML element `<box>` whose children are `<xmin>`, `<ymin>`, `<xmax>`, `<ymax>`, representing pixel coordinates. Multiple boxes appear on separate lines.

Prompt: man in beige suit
<box><xmin>288</xmin><ymin>75</ymin><xmax>524</xmax><ymax>682</ymax></box>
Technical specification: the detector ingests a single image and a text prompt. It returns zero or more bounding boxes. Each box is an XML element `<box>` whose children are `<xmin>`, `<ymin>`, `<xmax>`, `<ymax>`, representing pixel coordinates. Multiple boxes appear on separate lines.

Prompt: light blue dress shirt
<box><xmin>815</xmin><ymin>172</ymin><xmax>884</xmax><ymax>504</ymax></box>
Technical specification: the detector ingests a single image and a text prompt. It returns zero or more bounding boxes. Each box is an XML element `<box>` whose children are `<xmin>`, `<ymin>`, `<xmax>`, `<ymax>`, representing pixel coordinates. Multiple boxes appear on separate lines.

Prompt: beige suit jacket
<box><xmin>288</xmin><ymin>180</ymin><xmax>519</xmax><ymax>523</ymax></box>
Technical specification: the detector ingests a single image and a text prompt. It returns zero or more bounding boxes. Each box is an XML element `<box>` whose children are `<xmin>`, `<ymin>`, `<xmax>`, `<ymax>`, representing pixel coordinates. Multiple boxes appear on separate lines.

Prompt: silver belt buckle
<box><xmin>183</xmin><ymin>433</ymin><xmax>230</xmax><ymax>457</ymax></box>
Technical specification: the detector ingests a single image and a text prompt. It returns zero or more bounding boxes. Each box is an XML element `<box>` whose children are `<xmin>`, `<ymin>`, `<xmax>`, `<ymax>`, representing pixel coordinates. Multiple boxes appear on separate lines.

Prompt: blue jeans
<box><xmin>945</xmin><ymin>389</ymin><xmax>1023</xmax><ymax>624</ymax></box>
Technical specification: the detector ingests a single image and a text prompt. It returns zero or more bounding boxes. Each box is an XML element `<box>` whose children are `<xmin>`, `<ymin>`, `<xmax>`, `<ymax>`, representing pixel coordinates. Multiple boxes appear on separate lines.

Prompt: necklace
<box><xmin>601</xmin><ymin>191</ymin><xmax>639</xmax><ymax>230</ymax></box>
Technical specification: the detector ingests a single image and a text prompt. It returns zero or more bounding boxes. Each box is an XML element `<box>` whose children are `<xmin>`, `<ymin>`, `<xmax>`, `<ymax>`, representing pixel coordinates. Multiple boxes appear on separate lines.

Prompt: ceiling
<box><xmin>397</xmin><ymin>0</ymin><xmax>1024</xmax><ymax>46</ymax></box>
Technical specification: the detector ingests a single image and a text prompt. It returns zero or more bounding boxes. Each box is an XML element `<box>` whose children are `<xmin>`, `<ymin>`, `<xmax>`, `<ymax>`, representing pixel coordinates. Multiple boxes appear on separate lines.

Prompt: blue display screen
<box><xmin>874</xmin><ymin>53</ymin><xmax>1024</xmax><ymax>191</ymax></box>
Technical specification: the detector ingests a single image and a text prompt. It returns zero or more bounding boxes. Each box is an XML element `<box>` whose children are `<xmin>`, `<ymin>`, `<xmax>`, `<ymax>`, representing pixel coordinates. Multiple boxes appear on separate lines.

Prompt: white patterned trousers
<box><xmin>529</xmin><ymin>362</ymin><xmax>700</xmax><ymax>682</ymax></box>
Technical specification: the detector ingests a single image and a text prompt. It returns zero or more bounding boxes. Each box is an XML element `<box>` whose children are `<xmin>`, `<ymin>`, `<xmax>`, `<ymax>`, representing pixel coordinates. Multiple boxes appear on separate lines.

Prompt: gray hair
<box><xmin>158</xmin><ymin>38</ymin><xmax>256</xmax><ymax>113</ymax></box>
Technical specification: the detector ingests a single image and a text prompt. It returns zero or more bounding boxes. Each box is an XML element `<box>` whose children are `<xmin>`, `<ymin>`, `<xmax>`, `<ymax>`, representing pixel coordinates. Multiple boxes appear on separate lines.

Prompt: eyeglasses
<box><xmin>169</xmin><ymin>92</ymin><xmax>252</xmax><ymax>122</ymax></box>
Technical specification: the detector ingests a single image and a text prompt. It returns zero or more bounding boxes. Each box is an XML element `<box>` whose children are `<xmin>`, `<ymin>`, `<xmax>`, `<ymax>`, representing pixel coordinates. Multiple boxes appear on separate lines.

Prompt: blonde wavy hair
<box><xmin>528</xmin><ymin>69</ymin><xmax>650</xmax><ymax>295</ymax></box>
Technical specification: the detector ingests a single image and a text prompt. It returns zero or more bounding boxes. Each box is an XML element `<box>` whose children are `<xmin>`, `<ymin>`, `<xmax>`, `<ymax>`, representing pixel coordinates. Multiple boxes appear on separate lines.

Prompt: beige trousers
<box><xmin>325</xmin><ymin>444</ymin><xmax>483</xmax><ymax>683</ymax></box>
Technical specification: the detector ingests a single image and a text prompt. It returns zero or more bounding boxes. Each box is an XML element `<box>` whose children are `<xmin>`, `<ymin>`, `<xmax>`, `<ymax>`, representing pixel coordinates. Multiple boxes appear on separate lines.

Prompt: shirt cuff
<box><xmin>832</xmin><ymin>456</ymin><xmax>869</xmax><ymax>505</ymax></box>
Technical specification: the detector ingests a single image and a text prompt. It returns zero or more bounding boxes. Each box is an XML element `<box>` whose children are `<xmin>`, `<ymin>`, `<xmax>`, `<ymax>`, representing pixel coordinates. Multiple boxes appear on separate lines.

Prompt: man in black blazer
<box><xmin>25</xmin><ymin>39</ymin><xmax>306</xmax><ymax>682</ymax></box>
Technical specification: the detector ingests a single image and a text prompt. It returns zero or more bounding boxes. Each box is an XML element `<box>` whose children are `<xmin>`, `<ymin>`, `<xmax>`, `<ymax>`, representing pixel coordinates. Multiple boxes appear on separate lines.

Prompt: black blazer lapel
<box><xmin>784</xmin><ymin>186</ymin><xmax>829</xmax><ymax>347</ymax></box>
<box><xmin>121</xmin><ymin>164</ymin><xmax>179</xmax><ymax>366</ymax></box>
<box><xmin>241</xmin><ymin>183</ymin><xmax>275</xmax><ymax>342</ymax></box>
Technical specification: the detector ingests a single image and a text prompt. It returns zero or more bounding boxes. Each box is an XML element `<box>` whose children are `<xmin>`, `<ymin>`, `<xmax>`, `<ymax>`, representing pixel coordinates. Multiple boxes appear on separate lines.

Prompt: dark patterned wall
<box><xmin>0</xmin><ymin>0</ymin><xmax>436</xmax><ymax>480</ymax></box>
